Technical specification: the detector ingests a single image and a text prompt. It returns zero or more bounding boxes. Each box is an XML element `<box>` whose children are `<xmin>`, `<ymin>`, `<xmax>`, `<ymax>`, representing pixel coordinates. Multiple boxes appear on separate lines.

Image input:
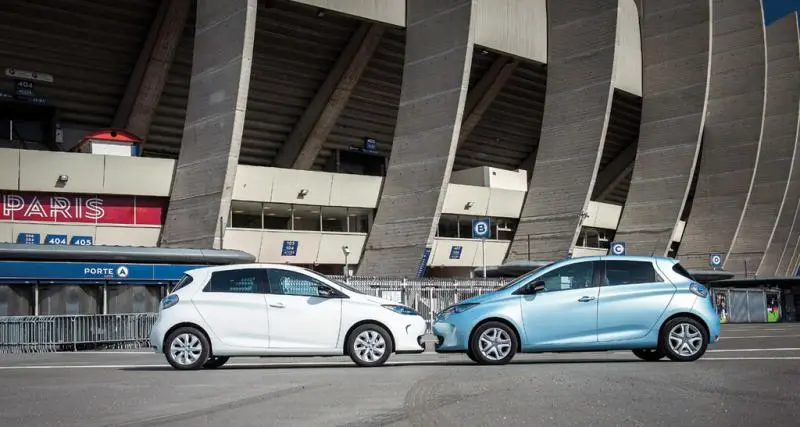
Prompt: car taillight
<box><xmin>689</xmin><ymin>283</ymin><xmax>708</xmax><ymax>298</ymax></box>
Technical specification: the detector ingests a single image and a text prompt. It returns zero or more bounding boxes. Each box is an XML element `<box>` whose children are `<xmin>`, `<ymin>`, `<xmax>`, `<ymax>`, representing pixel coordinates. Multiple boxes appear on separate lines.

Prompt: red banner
<box><xmin>0</xmin><ymin>192</ymin><xmax>166</xmax><ymax>225</ymax></box>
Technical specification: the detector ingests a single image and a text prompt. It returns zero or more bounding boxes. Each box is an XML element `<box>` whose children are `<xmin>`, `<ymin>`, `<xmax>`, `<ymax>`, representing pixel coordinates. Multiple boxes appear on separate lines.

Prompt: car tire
<box><xmin>632</xmin><ymin>348</ymin><xmax>665</xmax><ymax>362</ymax></box>
<box><xmin>469</xmin><ymin>321</ymin><xmax>518</xmax><ymax>365</ymax></box>
<box><xmin>203</xmin><ymin>356</ymin><xmax>230</xmax><ymax>369</ymax></box>
<box><xmin>660</xmin><ymin>317</ymin><xmax>709</xmax><ymax>362</ymax></box>
<box><xmin>466</xmin><ymin>348</ymin><xmax>480</xmax><ymax>363</ymax></box>
<box><xmin>347</xmin><ymin>324</ymin><xmax>393</xmax><ymax>367</ymax></box>
<box><xmin>164</xmin><ymin>326</ymin><xmax>210</xmax><ymax>370</ymax></box>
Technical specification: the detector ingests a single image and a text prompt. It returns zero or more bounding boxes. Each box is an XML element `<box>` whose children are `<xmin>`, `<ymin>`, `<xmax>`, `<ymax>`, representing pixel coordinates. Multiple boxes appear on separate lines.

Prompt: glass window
<box><xmin>263</xmin><ymin>203</ymin><xmax>292</xmax><ymax>230</ymax></box>
<box><xmin>672</xmin><ymin>263</ymin><xmax>695</xmax><ymax>281</ymax></box>
<box><xmin>267</xmin><ymin>269</ymin><xmax>325</xmax><ymax>297</ymax></box>
<box><xmin>230</xmin><ymin>201</ymin><xmax>262</xmax><ymax>229</ymax></box>
<box><xmin>293</xmin><ymin>204</ymin><xmax>321</xmax><ymax>231</ymax></box>
<box><xmin>205</xmin><ymin>269</ymin><xmax>264</xmax><ymax>293</ymax></box>
<box><xmin>604</xmin><ymin>261</ymin><xmax>661</xmax><ymax>286</ymax></box>
<box><xmin>322</xmin><ymin>206</ymin><xmax>348</xmax><ymax>232</ymax></box>
<box><xmin>536</xmin><ymin>261</ymin><xmax>597</xmax><ymax>292</ymax></box>
<box><xmin>437</xmin><ymin>215</ymin><xmax>460</xmax><ymax>238</ymax></box>
<box><xmin>347</xmin><ymin>207</ymin><xmax>372</xmax><ymax>234</ymax></box>
<box><xmin>458</xmin><ymin>216</ymin><xmax>476</xmax><ymax>239</ymax></box>
<box><xmin>495</xmin><ymin>218</ymin><xmax>516</xmax><ymax>241</ymax></box>
<box><xmin>171</xmin><ymin>274</ymin><xmax>194</xmax><ymax>293</ymax></box>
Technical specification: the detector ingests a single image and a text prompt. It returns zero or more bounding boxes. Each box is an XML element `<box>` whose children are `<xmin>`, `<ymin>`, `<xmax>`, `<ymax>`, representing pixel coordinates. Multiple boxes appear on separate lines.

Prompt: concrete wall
<box><xmin>429</xmin><ymin>238</ymin><xmax>510</xmax><ymax>267</ymax></box>
<box><xmin>160</xmin><ymin>0</ymin><xmax>257</xmax><ymax>249</ymax></box>
<box><xmin>223</xmin><ymin>228</ymin><xmax>367</xmax><ymax>264</ymax></box>
<box><xmin>357</xmin><ymin>0</ymin><xmax>475</xmax><ymax>276</ymax></box>
<box><xmin>614</xmin><ymin>0</ymin><xmax>711</xmax><ymax>256</ymax></box>
<box><xmin>0</xmin><ymin>223</ymin><xmax>161</xmax><ymax>247</ymax></box>
<box><xmin>614</xmin><ymin>0</ymin><xmax>643</xmax><ymax>96</ymax></box>
<box><xmin>508</xmin><ymin>0</ymin><xmax>619</xmax><ymax>262</ymax></box>
<box><xmin>290</xmin><ymin>0</ymin><xmax>405</xmax><ymax>27</ymax></box>
<box><xmin>0</xmin><ymin>148</ymin><xmax>174</xmax><ymax>196</ymax></box>
<box><xmin>677</xmin><ymin>0</ymin><xmax>767</xmax><ymax>269</ymax></box>
<box><xmin>474</xmin><ymin>0</ymin><xmax>547</xmax><ymax>62</ymax></box>
<box><xmin>727</xmin><ymin>14</ymin><xmax>800</xmax><ymax>276</ymax></box>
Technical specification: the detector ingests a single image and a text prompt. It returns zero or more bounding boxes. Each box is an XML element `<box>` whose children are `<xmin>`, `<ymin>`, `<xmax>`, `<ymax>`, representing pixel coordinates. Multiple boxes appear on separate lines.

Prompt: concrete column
<box><xmin>727</xmin><ymin>15</ymin><xmax>800</xmax><ymax>276</ymax></box>
<box><xmin>677</xmin><ymin>0</ymin><xmax>767</xmax><ymax>269</ymax></box>
<box><xmin>160</xmin><ymin>0</ymin><xmax>257</xmax><ymax>249</ymax></box>
<box><xmin>357</xmin><ymin>0</ymin><xmax>475</xmax><ymax>276</ymax></box>
<box><xmin>508</xmin><ymin>0</ymin><xmax>619</xmax><ymax>262</ymax></box>
<box><xmin>613</xmin><ymin>0</ymin><xmax>711</xmax><ymax>256</ymax></box>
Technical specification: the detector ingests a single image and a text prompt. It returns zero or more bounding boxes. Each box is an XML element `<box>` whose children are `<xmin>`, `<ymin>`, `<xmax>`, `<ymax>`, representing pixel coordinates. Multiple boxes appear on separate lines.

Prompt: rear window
<box><xmin>672</xmin><ymin>263</ymin><xmax>695</xmax><ymax>281</ymax></box>
<box><xmin>171</xmin><ymin>274</ymin><xmax>193</xmax><ymax>292</ymax></box>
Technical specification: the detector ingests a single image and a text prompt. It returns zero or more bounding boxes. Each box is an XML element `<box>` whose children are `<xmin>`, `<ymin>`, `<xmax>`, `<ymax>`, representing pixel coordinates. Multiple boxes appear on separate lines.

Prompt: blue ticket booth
<box><xmin>0</xmin><ymin>244</ymin><xmax>255</xmax><ymax>316</ymax></box>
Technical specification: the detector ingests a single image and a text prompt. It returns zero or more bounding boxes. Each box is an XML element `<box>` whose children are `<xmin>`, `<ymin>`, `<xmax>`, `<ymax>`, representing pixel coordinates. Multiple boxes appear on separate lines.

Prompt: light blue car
<box><xmin>433</xmin><ymin>256</ymin><xmax>721</xmax><ymax>364</ymax></box>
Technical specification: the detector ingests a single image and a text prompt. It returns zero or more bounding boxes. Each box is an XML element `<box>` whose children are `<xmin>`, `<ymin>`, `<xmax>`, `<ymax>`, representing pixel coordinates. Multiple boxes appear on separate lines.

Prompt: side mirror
<box><xmin>318</xmin><ymin>286</ymin><xmax>337</xmax><ymax>298</ymax></box>
<box><xmin>530</xmin><ymin>280</ymin><xmax>546</xmax><ymax>293</ymax></box>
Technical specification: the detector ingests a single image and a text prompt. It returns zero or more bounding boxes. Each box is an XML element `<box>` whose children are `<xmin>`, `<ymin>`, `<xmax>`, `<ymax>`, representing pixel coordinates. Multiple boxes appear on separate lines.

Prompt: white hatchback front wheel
<box><xmin>165</xmin><ymin>327</ymin><xmax>210</xmax><ymax>370</ymax></box>
<box><xmin>347</xmin><ymin>324</ymin><xmax>393</xmax><ymax>367</ymax></box>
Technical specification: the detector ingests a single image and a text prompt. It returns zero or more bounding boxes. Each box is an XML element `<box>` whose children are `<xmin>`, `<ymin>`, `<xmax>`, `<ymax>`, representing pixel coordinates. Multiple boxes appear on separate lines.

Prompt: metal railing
<box><xmin>0</xmin><ymin>313</ymin><xmax>157</xmax><ymax>354</ymax></box>
<box><xmin>0</xmin><ymin>278</ymin><xmax>510</xmax><ymax>353</ymax></box>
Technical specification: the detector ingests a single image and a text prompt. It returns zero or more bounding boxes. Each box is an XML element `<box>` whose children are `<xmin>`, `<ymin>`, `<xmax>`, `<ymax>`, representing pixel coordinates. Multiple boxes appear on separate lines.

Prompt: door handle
<box><xmin>269</xmin><ymin>302</ymin><xmax>285</xmax><ymax>308</ymax></box>
<box><xmin>577</xmin><ymin>296</ymin><xmax>596</xmax><ymax>302</ymax></box>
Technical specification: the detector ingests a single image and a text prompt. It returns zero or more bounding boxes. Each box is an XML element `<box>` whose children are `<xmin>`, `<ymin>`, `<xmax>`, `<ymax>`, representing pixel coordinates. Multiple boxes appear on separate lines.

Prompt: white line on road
<box><xmin>707</xmin><ymin>348</ymin><xmax>800</xmax><ymax>353</ymax></box>
<box><xmin>719</xmin><ymin>334</ymin><xmax>800</xmax><ymax>339</ymax></box>
<box><xmin>701</xmin><ymin>357</ymin><xmax>800</xmax><ymax>361</ymax></box>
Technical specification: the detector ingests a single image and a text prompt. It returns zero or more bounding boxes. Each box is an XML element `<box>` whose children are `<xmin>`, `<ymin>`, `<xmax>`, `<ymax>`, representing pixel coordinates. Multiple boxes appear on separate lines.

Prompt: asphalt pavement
<box><xmin>1</xmin><ymin>323</ymin><xmax>799</xmax><ymax>427</ymax></box>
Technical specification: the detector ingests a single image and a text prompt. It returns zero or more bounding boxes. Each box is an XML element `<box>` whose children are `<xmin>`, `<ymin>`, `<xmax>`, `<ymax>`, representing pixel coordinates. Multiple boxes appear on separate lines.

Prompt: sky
<box><xmin>763</xmin><ymin>0</ymin><xmax>800</xmax><ymax>25</ymax></box>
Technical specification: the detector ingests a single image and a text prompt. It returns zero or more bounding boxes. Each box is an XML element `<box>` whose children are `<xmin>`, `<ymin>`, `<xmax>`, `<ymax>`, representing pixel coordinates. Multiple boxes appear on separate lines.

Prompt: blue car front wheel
<box><xmin>469</xmin><ymin>321</ymin><xmax>518</xmax><ymax>365</ymax></box>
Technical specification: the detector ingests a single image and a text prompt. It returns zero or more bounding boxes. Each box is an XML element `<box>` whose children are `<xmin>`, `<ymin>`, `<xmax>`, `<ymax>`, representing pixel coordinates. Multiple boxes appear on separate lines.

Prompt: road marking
<box><xmin>707</xmin><ymin>348</ymin><xmax>800</xmax><ymax>353</ymax></box>
<box><xmin>0</xmin><ymin>360</ymin><xmax>448</xmax><ymax>370</ymax></box>
<box><xmin>719</xmin><ymin>334</ymin><xmax>800</xmax><ymax>339</ymax></box>
<box><xmin>702</xmin><ymin>357</ymin><xmax>800</xmax><ymax>361</ymax></box>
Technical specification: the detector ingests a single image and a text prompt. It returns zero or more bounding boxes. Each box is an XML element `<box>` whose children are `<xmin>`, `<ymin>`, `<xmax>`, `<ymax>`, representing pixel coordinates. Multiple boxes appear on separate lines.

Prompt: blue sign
<box><xmin>449</xmin><ymin>245</ymin><xmax>463</xmax><ymax>260</ymax></box>
<box><xmin>472</xmin><ymin>219</ymin><xmax>491</xmax><ymax>239</ymax></box>
<box><xmin>16</xmin><ymin>233</ymin><xmax>40</xmax><ymax>244</ymax></box>
<box><xmin>709</xmin><ymin>253</ymin><xmax>724</xmax><ymax>268</ymax></box>
<box><xmin>0</xmin><ymin>261</ymin><xmax>208</xmax><ymax>281</ymax></box>
<box><xmin>364</xmin><ymin>137</ymin><xmax>378</xmax><ymax>153</ymax></box>
<box><xmin>416</xmin><ymin>247</ymin><xmax>432</xmax><ymax>278</ymax></box>
<box><xmin>281</xmin><ymin>240</ymin><xmax>299</xmax><ymax>256</ymax></box>
<box><xmin>70</xmin><ymin>235</ymin><xmax>94</xmax><ymax>246</ymax></box>
<box><xmin>44</xmin><ymin>234</ymin><xmax>68</xmax><ymax>245</ymax></box>
<box><xmin>609</xmin><ymin>241</ymin><xmax>626</xmax><ymax>256</ymax></box>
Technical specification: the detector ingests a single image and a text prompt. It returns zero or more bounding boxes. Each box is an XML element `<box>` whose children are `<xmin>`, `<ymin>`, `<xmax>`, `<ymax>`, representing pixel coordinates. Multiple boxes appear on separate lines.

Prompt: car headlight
<box><xmin>689</xmin><ymin>283</ymin><xmax>708</xmax><ymax>298</ymax></box>
<box><xmin>438</xmin><ymin>302</ymin><xmax>479</xmax><ymax>317</ymax></box>
<box><xmin>382</xmin><ymin>304</ymin><xmax>419</xmax><ymax>316</ymax></box>
<box><xmin>160</xmin><ymin>294</ymin><xmax>179</xmax><ymax>310</ymax></box>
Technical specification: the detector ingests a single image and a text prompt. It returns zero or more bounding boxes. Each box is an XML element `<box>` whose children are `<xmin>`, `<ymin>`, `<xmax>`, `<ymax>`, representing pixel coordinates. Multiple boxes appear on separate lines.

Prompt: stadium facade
<box><xmin>0</xmin><ymin>0</ymin><xmax>799</xmax><ymax>282</ymax></box>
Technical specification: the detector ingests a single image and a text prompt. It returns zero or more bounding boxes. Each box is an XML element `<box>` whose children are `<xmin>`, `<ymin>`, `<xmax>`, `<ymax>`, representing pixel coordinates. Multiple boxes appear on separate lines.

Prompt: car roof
<box><xmin>184</xmin><ymin>263</ymin><xmax>311</xmax><ymax>276</ymax></box>
<box><xmin>563</xmin><ymin>255</ymin><xmax>678</xmax><ymax>264</ymax></box>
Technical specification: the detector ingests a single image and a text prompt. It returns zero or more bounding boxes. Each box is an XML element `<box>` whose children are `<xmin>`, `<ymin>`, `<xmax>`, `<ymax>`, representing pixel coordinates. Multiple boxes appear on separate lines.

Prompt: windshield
<box><xmin>303</xmin><ymin>268</ymin><xmax>365</xmax><ymax>295</ymax></box>
<box><xmin>494</xmin><ymin>262</ymin><xmax>556</xmax><ymax>291</ymax></box>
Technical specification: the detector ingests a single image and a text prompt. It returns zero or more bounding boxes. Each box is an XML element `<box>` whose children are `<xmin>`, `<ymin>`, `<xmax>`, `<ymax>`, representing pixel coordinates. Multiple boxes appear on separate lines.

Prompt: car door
<box><xmin>264</xmin><ymin>268</ymin><xmax>343</xmax><ymax>350</ymax></box>
<box><xmin>190</xmin><ymin>268</ymin><xmax>270</xmax><ymax>349</ymax></box>
<box><xmin>521</xmin><ymin>260</ymin><xmax>601</xmax><ymax>350</ymax></box>
<box><xmin>597</xmin><ymin>260</ymin><xmax>676</xmax><ymax>342</ymax></box>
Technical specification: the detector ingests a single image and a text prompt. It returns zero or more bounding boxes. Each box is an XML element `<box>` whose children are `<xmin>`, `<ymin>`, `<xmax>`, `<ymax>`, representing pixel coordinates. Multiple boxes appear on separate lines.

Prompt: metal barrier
<box><xmin>0</xmin><ymin>313</ymin><xmax>157</xmax><ymax>354</ymax></box>
<box><xmin>0</xmin><ymin>278</ymin><xmax>509</xmax><ymax>353</ymax></box>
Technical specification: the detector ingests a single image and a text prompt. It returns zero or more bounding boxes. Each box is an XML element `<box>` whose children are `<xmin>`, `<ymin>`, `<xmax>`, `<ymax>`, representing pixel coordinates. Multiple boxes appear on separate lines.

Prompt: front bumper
<box><xmin>393</xmin><ymin>316</ymin><xmax>427</xmax><ymax>353</ymax></box>
<box><xmin>432</xmin><ymin>321</ymin><xmax>469</xmax><ymax>352</ymax></box>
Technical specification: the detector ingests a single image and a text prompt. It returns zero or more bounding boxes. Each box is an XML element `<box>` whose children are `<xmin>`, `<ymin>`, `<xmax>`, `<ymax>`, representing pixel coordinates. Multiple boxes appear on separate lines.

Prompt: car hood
<box><xmin>460</xmin><ymin>291</ymin><xmax>501</xmax><ymax>305</ymax></box>
<box><xmin>352</xmin><ymin>293</ymin><xmax>397</xmax><ymax>306</ymax></box>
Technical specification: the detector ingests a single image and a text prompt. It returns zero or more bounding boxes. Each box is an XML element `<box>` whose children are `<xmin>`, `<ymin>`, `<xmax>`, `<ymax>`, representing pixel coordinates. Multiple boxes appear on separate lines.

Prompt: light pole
<box><xmin>342</xmin><ymin>245</ymin><xmax>351</xmax><ymax>282</ymax></box>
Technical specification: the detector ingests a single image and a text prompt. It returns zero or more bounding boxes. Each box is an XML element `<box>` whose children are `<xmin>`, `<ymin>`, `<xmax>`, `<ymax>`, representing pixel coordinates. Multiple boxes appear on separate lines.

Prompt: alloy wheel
<box><xmin>667</xmin><ymin>323</ymin><xmax>704</xmax><ymax>357</ymax></box>
<box><xmin>170</xmin><ymin>333</ymin><xmax>203</xmax><ymax>366</ymax></box>
<box><xmin>353</xmin><ymin>330</ymin><xmax>386</xmax><ymax>363</ymax></box>
<box><xmin>478</xmin><ymin>327</ymin><xmax>512</xmax><ymax>361</ymax></box>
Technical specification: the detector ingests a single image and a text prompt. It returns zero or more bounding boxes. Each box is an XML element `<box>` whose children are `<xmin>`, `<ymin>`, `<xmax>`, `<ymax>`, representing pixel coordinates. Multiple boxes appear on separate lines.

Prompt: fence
<box><xmin>0</xmin><ymin>277</ymin><xmax>508</xmax><ymax>354</ymax></box>
<box><xmin>0</xmin><ymin>313</ymin><xmax>157</xmax><ymax>354</ymax></box>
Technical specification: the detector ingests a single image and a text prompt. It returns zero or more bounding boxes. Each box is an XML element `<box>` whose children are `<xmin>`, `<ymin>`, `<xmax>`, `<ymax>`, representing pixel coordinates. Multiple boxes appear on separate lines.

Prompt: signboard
<box><xmin>0</xmin><ymin>192</ymin><xmax>166</xmax><ymax>225</ymax></box>
<box><xmin>281</xmin><ymin>240</ymin><xmax>299</xmax><ymax>256</ymax></box>
<box><xmin>709</xmin><ymin>253</ymin><xmax>723</xmax><ymax>268</ymax></box>
<box><xmin>609</xmin><ymin>241</ymin><xmax>626</xmax><ymax>256</ymax></box>
<box><xmin>449</xmin><ymin>245</ymin><xmax>463</xmax><ymax>260</ymax></box>
<box><xmin>0</xmin><ymin>261</ymin><xmax>206</xmax><ymax>281</ymax></box>
<box><xmin>416</xmin><ymin>247</ymin><xmax>432</xmax><ymax>278</ymax></box>
<box><xmin>16</xmin><ymin>233</ymin><xmax>40</xmax><ymax>244</ymax></box>
<box><xmin>472</xmin><ymin>218</ymin><xmax>491</xmax><ymax>239</ymax></box>
<box><xmin>364</xmin><ymin>137</ymin><xmax>378</xmax><ymax>153</ymax></box>
<box><xmin>44</xmin><ymin>234</ymin><xmax>67</xmax><ymax>245</ymax></box>
<box><xmin>70</xmin><ymin>235</ymin><xmax>94</xmax><ymax>246</ymax></box>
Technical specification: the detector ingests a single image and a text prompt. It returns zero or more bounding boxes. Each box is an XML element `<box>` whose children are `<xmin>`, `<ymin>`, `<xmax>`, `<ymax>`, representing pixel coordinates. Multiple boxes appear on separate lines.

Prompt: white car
<box><xmin>149</xmin><ymin>264</ymin><xmax>427</xmax><ymax>369</ymax></box>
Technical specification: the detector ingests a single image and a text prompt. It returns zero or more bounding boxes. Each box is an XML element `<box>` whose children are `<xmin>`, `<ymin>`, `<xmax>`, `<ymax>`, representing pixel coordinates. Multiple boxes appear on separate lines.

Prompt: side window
<box><xmin>204</xmin><ymin>269</ymin><xmax>264</xmax><ymax>293</ymax></box>
<box><xmin>536</xmin><ymin>261</ymin><xmax>597</xmax><ymax>292</ymax></box>
<box><xmin>267</xmin><ymin>269</ymin><xmax>325</xmax><ymax>297</ymax></box>
<box><xmin>604</xmin><ymin>261</ymin><xmax>661</xmax><ymax>286</ymax></box>
<box><xmin>171</xmin><ymin>274</ymin><xmax>193</xmax><ymax>292</ymax></box>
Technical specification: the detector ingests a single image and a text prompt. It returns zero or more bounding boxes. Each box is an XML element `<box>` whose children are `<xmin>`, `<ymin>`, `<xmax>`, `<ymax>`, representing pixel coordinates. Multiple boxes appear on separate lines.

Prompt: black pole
<box><xmin>527</xmin><ymin>234</ymin><xmax>531</xmax><ymax>261</ymax></box>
